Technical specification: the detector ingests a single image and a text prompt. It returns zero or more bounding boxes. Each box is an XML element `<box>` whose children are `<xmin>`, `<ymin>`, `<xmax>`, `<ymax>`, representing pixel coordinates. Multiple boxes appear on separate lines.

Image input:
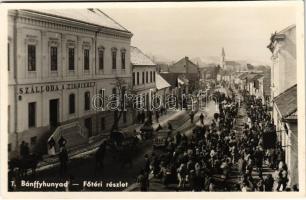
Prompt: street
<box><xmin>12</xmin><ymin>96</ymin><xmax>219</xmax><ymax>191</ymax></box>
<box><xmin>5</xmin><ymin>6</ymin><xmax>300</xmax><ymax>194</ymax></box>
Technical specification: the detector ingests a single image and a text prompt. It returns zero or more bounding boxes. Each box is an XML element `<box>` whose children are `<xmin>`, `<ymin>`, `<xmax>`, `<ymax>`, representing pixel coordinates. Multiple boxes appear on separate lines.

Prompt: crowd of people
<box><xmin>137</xmin><ymin>87</ymin><xmax>298</xmax><ymax>192</ymax></box>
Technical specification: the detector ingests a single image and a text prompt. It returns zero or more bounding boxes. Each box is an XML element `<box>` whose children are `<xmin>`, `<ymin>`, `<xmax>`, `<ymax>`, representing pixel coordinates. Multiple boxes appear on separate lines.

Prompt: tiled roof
<box><xmin>274</xmin><ymin>84</ymin><xmax>297</xmax><ymax>118</ymax></box>
<box><xmin>130</xmin><ymin>46</ymin><xmax>156</xmax><ymax>66</ymax></box>
<box><xmin>285</xmin><ymin>111</ymin><xmax>297</xmax><ymax>120</ymax></box>
<box><xmin>246</xmin><ymin>73</ymin><xmax>259</xmax><ymax>80</ymax></box>
<box><xmin>156</xmin><ymin>74</ymin><xmax>171</xmax><ymax>90</ymax></box>
<box><xmin>238</xmin><ymin>72</ymin><xmax>249</xmax><ymax>79</ymax></box>
<box><xmin>250</xmin><ymin>74</ymin><xmax>264</xmax><ymax>81</ymax></box>
<box><xmin>159</xmin><ymin>73</ymin><xmax>179</xmax><ymax>88</ymax></box>
<box><xmin>27</xmin><ymin>9</ymin><xmax>130</xmax><ymax>32</ymax></box>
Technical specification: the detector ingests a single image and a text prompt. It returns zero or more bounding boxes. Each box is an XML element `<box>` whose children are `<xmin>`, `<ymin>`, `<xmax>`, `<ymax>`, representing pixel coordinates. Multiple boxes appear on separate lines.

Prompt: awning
<box><xmin>274</xmin><ymin>84</ymin><xmax>297</xmax><ymax>119</ymax></box>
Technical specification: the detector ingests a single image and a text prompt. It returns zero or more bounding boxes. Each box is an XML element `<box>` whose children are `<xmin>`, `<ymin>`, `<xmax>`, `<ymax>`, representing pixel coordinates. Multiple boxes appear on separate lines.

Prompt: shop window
<box><xmin>101</xmin><ymin>117</ymin><xmax>105</xmax><ymax>130</ymax></box>
<box><xmin>84</xmin><ymin>91</ymin><xmax>90</xmax><ymax>111</ymax></box>
<box><xmin>28</xmin><ymin>102</ymin><xmax>36</xmax><ymax>127</ymax></box>
<box><xmin>30</xmin><ymin>136</ymin><xmax>37</xmax><ymax>146</ymax></box>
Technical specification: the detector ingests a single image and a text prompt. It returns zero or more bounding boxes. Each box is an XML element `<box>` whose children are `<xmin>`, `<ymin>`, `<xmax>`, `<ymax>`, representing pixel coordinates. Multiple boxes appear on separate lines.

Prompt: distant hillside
<box><xmin>191</xmin><ymin>56</ymin><xmax>220</xmax><ymax>67</ymax></box>
<box><xmin>146</xmin><ymin>53</ymin><xmax>175</xmax><ymax>65</ymax></box>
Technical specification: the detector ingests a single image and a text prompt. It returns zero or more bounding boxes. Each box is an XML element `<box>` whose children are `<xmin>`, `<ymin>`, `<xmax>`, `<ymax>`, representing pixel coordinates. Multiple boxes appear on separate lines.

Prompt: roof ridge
<box><xmin>130</xmin><ymin>46</ymin><xmax>155</xmax><ymax>66</ymax></box>
<box><xmin>278</xmin><ymin>24</ymin><xmax>296</xmax><ymax>34</ymax></box>
<box><xmin>96</xmin><ymin>9</ymin><xmax>131</xmax><ymax>33</ymax></box>
<box><xmin>135</xmin><ymin>46</ymin><xmax>155</xmax><ymax>65</ymax></box>
<box><xmin>24</xmin><ymin>9</ymin><xmax>131</xmax><ymax>33</ymax></box>
<box><xmin>156</xmin><ymin>73</ymin><xmax>171</xmax><ymax>87</ymax></box>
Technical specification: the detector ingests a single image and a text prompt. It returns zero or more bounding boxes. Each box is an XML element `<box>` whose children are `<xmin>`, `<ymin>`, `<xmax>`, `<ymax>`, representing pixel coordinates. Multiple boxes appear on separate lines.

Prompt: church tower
<box><xmin>221</xmin><ymin>47</ymin><xmax>226</xmax><ymax>68</ymax></box>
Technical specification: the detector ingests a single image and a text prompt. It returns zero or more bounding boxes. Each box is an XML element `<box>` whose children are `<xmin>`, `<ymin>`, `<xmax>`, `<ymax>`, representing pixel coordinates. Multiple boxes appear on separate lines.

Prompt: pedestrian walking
<box><xmin>95</xmin><ymin>141</ymin><xmax>106</xmax><ymax>170</ymax></box>
<box><xmin>199</xmin><ymin>113</ymin><xmax>204</xmax><ymax>125</ymax></box>
<box><xmin>155</xmin><ymin>110</ymin><xmax>160</xmax><ymax>123</ymax></box>
<box><xmin>48</xmin><ymin>137</ymin><xmax>56</xmax><ymax>156</ymax></box>
<box><xmin>19</xmin><ymin>141</ymin><xmax>27</xmax><ymax>159</ymax></box>
<box><xmin>189</xmin><ymin>111</ymin><xmax>194</xmax><ymax>124</ymax></box>
<box><xmin>137</xmin><ymin>170</ymin><xmax>149</xmax><ymax>191</ymax></box>
<box><xmin>59</xmin><ymin>146</ymin><xmax>68</xmax><ymax>177</ymax></box>
<box><xmin>58</xmin><ymin>136</ymin><xmax>67</xmax><ymax>148</ymax></box>
<box><xmin>141</xmin><ymin>111</ymin><xmax>145</xmax><ymax>124</ymax></box>
<box><xmin>263</xmin><ymin>174</ymin><xmax>274</xmax><ymax>191</ymax></box>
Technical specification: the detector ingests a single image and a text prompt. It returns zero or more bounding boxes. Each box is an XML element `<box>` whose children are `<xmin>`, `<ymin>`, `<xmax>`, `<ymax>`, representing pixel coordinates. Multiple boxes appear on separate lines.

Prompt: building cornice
<box><xmin>9</xmin><ymin>10</ymin><xmax>133</xmax><ymax>40</ymax></box>
<box><xmin>267</xmin><ymin>33</ymin><xmax>286</xmax><ymax>53</ymax></box>
<box><xmin>8</xmin><ymin>75</ymin><xmax>132</xmax><ymax>86</ymax></box>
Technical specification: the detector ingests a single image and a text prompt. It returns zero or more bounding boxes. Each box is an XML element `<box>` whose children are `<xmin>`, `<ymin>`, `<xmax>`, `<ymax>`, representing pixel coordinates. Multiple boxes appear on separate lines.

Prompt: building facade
<box><xmin>267</xmin><ymin>24</ymin><xmax>298</xmax><ymax>186</ymax></box>
<box><xmin>168</xmin><ymin>56</ymin><xmax>200</xmax><ymax>93</ymax></box>
<box><xmin>8</xmin><ymin>9</ymin><xmax>133</xmax><ymax>157</ymax></box>
<box><xmin>130</xmin><ymin>46</ymin><xmax>156</xmax><ymax>114</ymax></box>
<box><xmin>155</xmin><ymin>73</ymin><xmax>171</xmax><ymax>107</ymax></box>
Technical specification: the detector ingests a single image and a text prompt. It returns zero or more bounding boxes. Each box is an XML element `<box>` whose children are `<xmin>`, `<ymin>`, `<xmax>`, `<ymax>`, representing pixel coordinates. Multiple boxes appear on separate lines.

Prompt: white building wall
<box><xmin>8</xmin><ymin>11</ymin><xmax>132</xmax><ymax>155</ymax></box>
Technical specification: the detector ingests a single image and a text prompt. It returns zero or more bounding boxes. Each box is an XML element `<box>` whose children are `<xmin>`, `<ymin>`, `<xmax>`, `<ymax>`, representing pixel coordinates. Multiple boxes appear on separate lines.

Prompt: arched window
<box><xmin>69</xmin><ymin>93</ymin><xmax>75</xmax><ymax>114</ymax></box>
<box><xmin>84</xmin><ymin>91</ymin><xmax>90</xmax><ymax>111</ymax></box>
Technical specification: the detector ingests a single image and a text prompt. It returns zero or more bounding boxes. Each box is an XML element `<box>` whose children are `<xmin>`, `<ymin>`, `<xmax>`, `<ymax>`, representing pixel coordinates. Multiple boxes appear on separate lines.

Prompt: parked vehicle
<box><xmin>153</xmin><ymin>129</ymin><xmax>171</xmax><ymax>149</ymax></box>
<box><xmin>140</xmin><ymin>123</ymin><xmax>154</xmax><ymax>139</ymax></box>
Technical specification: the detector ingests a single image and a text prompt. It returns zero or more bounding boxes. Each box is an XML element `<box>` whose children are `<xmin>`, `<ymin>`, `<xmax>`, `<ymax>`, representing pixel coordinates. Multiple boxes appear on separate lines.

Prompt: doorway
<box><xmin>84</xmin><ymin>118</ymin><xmax>92</xmax><ymax>137</ymax></box>
<box><xmin>49</xmin><ymin>99</ymin><xmax>59</xmax><ymax>128</ymax></box>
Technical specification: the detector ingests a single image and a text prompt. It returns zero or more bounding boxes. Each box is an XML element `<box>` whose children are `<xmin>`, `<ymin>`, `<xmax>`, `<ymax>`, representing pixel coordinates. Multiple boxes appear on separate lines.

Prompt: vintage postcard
<box><xmin>0</xmin><ymin>1</ymin><xmax>305</xmax><ymax>199</ymax></box>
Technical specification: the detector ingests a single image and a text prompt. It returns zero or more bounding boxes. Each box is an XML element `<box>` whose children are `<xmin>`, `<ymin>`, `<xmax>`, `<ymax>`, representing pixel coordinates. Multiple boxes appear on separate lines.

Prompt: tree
<box><xmin>247</xmin><ymin>63</ymin><xmax>254</xmax><ymax>70</ymax></box>
<box><xmin>111</xmin><ymin>77</ymin><xmax>135</xmax><ymax>131</ymax></box>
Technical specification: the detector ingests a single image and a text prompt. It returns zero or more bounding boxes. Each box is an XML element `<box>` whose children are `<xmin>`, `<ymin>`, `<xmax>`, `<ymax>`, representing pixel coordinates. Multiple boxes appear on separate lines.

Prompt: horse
<box><xmin>117</xmin><ymin>146</ymin><xmax>136</xmax><ymax>168</ymax></box>
<box><xmin>8</xmin><ymin>154</ymin><xmax>42</xmax><ymax>178</ymax></box>
<box><xmin>95</xmin><ymin>142</ymin><xmax>107</xmax><ymax>173</ymax></box>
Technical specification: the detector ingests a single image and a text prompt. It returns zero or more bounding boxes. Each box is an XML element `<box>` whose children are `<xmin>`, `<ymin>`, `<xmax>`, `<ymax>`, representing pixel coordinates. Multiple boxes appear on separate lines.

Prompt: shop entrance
<box><xmin>49</xmin><ymin>99</ymin><xmax>59</xmax><ymax>128</ymax></box>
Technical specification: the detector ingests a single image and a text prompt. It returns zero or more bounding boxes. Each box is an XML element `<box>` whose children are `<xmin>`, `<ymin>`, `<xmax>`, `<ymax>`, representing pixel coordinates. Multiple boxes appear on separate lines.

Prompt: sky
<box><xmin>102</xmin><ymin>3</ymin><xmax>298</xmax><ymax>65</ymax></box>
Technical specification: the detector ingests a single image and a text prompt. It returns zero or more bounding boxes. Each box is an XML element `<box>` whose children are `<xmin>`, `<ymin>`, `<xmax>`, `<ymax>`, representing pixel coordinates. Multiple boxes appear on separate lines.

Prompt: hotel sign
<box><xmin>18</xmin><ymin>82</ymin><xmax>96</xmax><ymax>95</ymax></box>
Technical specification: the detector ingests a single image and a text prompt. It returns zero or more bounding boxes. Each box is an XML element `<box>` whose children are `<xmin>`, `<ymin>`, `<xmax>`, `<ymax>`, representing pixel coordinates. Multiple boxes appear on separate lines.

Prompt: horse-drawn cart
<box><xmin>140</xmin><ymin>123</ymin><xmax>154</xmax><ymax>139</ymax></box>
<box><xmin>153</xmin><ymin>129</ymin><xmax>171</xmax><ymax>149</ymax></box>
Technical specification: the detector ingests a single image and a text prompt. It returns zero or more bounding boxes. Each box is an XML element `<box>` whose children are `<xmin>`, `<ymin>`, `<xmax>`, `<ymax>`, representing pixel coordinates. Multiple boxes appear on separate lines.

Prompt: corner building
<box><xmin>8</xmin><ymin>9</ymin><xmax>133</xmax><ymax>157</ymax></box>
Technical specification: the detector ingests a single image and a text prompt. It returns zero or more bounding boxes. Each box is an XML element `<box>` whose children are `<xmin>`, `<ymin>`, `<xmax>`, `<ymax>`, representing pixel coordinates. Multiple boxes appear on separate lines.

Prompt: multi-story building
<box><xmin>267</xmin><ymin>24</ymin><xmax>297</xmax><ymax>186</ymax></box>
<box><xmin>130</xmin><ymin>46</ymin><xmax>156</xmax><ymax>114</ymax></box>
<box><xmin>167</xmin><ymin>56</ymin><xmax>200</xmax><ymax>93</ymax></box>
<box><xmin>8</xmin><ymin>9</ymin><xmax>133</xmax><ymax>157</ymax></box>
